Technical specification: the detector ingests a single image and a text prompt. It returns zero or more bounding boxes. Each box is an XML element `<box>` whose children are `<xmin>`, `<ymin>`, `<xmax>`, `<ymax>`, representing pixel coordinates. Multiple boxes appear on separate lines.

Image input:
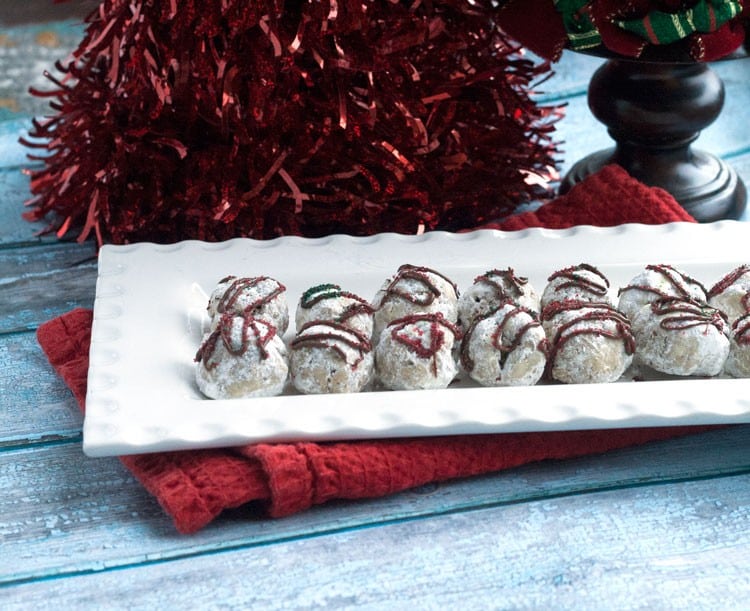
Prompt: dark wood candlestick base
<box><xmin>561</xmin><ymin>58</ymin><xmax>747</xmax><ymax>222</ymax></box>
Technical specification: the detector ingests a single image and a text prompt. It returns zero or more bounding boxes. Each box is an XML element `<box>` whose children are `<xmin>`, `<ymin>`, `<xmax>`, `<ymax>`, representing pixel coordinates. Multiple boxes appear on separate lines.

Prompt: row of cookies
<box><xmin>467</xmin><ymin>262</ymin><xmax>750</xmax><ymax>383</ymax></box>
<box><xmin>193</xmin><ymin>263</ymin><xmax>750</xmax><ymax>399</ymax></box>
<box><xmin>194</xmin><ymin>267</ymin><xmax>460</xmax><ymax>398</ymax></box>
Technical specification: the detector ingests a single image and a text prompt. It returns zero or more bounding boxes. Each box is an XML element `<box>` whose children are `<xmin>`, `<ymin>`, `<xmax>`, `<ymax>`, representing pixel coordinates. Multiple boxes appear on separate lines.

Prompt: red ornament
<box><xmin>24</xmin><ymin>0</ymin><xmax>561</xmax><ymax>245</ymax></box>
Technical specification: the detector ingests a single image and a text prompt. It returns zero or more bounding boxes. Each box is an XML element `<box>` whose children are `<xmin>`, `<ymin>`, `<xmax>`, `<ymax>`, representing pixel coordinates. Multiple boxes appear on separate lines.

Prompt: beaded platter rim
<box><xmin>83</xmin><ymin>221</ymin><xmax>750</xmax><ymax>457</ymax></box>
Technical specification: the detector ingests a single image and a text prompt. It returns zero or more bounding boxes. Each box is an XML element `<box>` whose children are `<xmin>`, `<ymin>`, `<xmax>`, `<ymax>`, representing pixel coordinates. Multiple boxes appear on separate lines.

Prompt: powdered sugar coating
<box><xmin>458</xmin><ymin>268</ymin><xmax>540</xmax><ymax>328</ymax></box>
<box><xmin>708</xmin><ymin>264</ymin><xmax>750</xmax><ymax>324</ymax></box>
<box><xmin>725</xmin><ymin>312</ymin><xmax>750</xmax><ymax>377</ymax></box>
<box><xmin>207</xmin><ymin>275</ymin><xmax>289</xmax><ymax>334</ymax></box>
<box><xmin>543</xmin><ymin>300</ymin><xmax>635</xmax><ymax>384</ymax></box>
<box><xmin>460</xmin><ymin>303</ymin><xmax>547</xmax><ymax>387</ymax></box>
<box><xmin>372</xmin><ymin>264</ymin><xmax>459</xmax><ymax>341</ymax></box>
<box><xmin>295</xmin><ymin>283</ymin><xmax>374</xmax><ymax>338</ymax></box>
<box><xmin>618</xmin><ymin>264</ymin><xmax>707</xmax><ymax>322</ymax></box>
<box><xmin>375</xmin><ymin>313</ymin><xmax>461</xmax><ymax>390</ymax></box>
<box><xmin>540</xmin><ymin>263</ymin><xmax>612</xmax><ymax>310</ymax></box>
<box><xmin>290</xmin><ymin>321</ymin><xmax>374</xmax><ymax>394</ymax></box>
<box><xmin>195</xmin><ymin>314</ymin><xmax>288</xmax><ymax>399</ymax></box>
<box><xmin>631</xmin><ymin>298</ymin><xmax>729</xmax><ymax>377</ymax></box>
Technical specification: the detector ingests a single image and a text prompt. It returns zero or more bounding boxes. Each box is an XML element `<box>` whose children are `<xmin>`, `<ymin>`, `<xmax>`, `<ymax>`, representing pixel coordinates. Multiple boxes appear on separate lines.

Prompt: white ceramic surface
<box><xmin>83</xmin><ymin>222</ymin><xmax>750</xmax><ymax>457</ymax></box>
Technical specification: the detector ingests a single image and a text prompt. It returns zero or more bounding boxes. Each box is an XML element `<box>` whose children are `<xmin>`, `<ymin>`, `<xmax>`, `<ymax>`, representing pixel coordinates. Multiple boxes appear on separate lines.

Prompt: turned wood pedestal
<box><xmin>561</xmin><ymin>55</ymin><xmax>748</xmax><ymax>222</ymax></box>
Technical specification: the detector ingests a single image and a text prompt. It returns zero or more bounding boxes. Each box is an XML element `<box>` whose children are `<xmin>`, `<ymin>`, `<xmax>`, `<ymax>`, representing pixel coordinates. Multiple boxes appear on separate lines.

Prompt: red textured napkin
<box><xmin>38</xmin><ymin>165</ymin><xmax>703</xmax><ymax>534</ymax></box>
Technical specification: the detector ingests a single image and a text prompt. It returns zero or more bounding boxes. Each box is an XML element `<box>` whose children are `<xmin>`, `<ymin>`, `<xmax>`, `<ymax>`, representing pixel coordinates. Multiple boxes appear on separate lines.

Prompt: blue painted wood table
<box><xmin>1</xmin><ymin>15</ymin><xmax>750</xmax><ymax>610</ymax></box>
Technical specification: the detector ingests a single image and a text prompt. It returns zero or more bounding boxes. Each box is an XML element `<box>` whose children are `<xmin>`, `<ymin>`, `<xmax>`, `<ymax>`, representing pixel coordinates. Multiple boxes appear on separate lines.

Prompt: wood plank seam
<box><xmin>3</xmin><ymin>463</ymin><xmax>750</xmax><ymax>587</ymax></box>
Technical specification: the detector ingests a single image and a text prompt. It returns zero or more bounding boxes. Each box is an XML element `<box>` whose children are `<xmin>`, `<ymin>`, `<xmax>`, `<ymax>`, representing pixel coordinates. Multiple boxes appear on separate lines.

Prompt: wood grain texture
<box><xmin>1</xmin><ymin>426</ymin><xmax>748</xmax><ymax>584</ymax></box>
<box><xmin>0</xmin><ymin>331</ymin><xmax>82</xmax><ymax>447</ymax></box>
<box><xmin>531</xmin><ymin>52</ymin><xmax>602</xmax><ymax>104</ymax></box>
<box><xmin>0</xmin><ymin>241</ymin><xmax>95</xmax><ymax>279</ymax></box>
<box><xmin>0</xmin><ymin>241</ymin><xmax>96</xmax><ymax>332</ymax></box>
<box><xmin>0</xmin><ymin>118</ymin><xmax>36</xmax><ymax>170</ymax></box>
<box><xmin>0</xmin><ymin>167</ymin><xmax>46</xmax><ymax>245</ymax></box>
<box><xmin>0</xmin><ymin>19</ymin><xmax>88</xmax><ymax>121</ymax></box>
<box><xmin>3</xmin><ymin>472</ymin><xmax>750</xmax><ymax>609</ymax></box>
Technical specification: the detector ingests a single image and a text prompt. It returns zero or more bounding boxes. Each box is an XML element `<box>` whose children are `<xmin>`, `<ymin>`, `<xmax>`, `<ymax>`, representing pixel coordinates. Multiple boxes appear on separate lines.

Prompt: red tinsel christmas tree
<box><xmin>24</xmin><ymin>0</ymin><xmax>560</xmax><ymax>245</ymax></box>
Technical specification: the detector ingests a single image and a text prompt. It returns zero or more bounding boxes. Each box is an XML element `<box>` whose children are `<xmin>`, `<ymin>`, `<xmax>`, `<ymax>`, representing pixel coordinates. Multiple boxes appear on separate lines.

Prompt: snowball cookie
<box><xmin>725</xmin><ymin>312</ymin><xmax>750</xmax><ymax>377</ymax></box>
<box><xmin>372</xmin><ymin>264</ymin><xmax>459</xmax><ymax>340</ymax></box>
<box><xmin>617</xmin><ymin>264</ymin><xmax>707</xmax><ymax>322</ymax></box>
<box><xmin>195</xmin><ymin>313</ymin><xmax>288</xmax><ymax>399</ymax></box>
<box><xmin>460</xmin><ymin>303</ymin><xmax>548</xmax><ymax>387</ymax></box>
<box><xmin>207</xmin><ymin>275</ymin><xmax>289</xmax><ymax>334</ymax></box>
<box><xmin>708</xmin><ymin>264</ymin><xmax>750</xmax><ymax>324</ymax></box>
<box><xmin>543</xmin><ymin>300</ymin><xmax>635</xmax><ymax>384</ymax></box>
<box><xmin>290</xmin><ymin>321</ymin><xmax>374</xmax><ymax>394</ymax></box>
<box><xmin>375</xmin><ymin>313</ymin><xmax>461</xmax><ymax>390</ymax></box>
<box><xmin>540</xmin><ymin>263</ymin><xmax>612</xmax><ymax>310</ymax></box>
<box><xmin>458</xmin><ymin>268</ymin><xmax>541</xmax><ymax>327</ymax></box>
<box><xmin>631</xmin><ymin>297</ymin><xmax>729</xmax><ymax>377</ymax></box>
<box><xmin>295</xmin><ymin>283</ymin><xmax>374</xmax><ymax>338</ymax></box>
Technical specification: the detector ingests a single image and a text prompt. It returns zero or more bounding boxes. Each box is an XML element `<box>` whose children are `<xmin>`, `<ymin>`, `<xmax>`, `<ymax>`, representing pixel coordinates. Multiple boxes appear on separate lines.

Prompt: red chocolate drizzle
<box><xmin>707</xmin><ymin>264</ymin><xmax>750</xmax><ymax>299</ymax></box>
<box><xmin>547</xmin><ymin>263</ymin><xmax>609</xmax><ymax>297</ymax></box>
<box><xmin>380</xmin><ymin>264</ymin><xmax>458</xmax><ymax>307</ymax></box>
<box><xmin>336</xmin><ymin>302</ymin><xmax>375</xmax><ymax>326</ymax></box>
<box><xmin>389</xmin><ymin>313</ymin><xmax>461</xmax><ymax>376</ymax></box>
<box><xmin>195</xmin><ymin>313</ymin><xmax>277</xmax><ymax>370</ymax></box>
<box><xmin>215</xmin><ymin>276</ymin><xmax>286</xmax><ymax>317</ymax></box>
<box><xmin>291</xmin><ymin>320</ymin><xmax>372</xmax><ymax>368</ymax></box>
<box><xmin>473</xmin><ymin>268</ymin><xmax>528</xmax><ymax>301</ymax></box>
<box><xmin>650</xmin><ymin>297</ymin><xmax>727</xmax><ymax>333</ymax></box>
<box><xmin>541</xmin><ymin>298</ymin><xmax>622</xmax><ymax>324</ymax></box>
<box><xmin>545</xmin><ymin>300</ymin><xmax>635</xmax><ymax>379</ymax></box>
<box><xmin>732</xmin><ymin>312</ymin><xmax>750</xmax><ymax>346</ymax></box>
<box><xmin>618</xmin><ymin>264</ymin><xmax>707</xmax><ymax>301</ymax></box>
<box><xmin>460</xmin><ymin>304</ymin><xmax>548</xmax><ymax>375</ymax></box>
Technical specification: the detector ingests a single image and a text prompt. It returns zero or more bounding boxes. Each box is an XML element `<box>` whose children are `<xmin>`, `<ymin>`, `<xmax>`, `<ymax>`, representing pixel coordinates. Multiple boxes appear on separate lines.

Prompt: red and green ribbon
<box><xmin>553</xmin><ymin>0</ymin><xmax>602</xmax><ymax>50</ymax></box>
<box><xmin>615</xmin><ymin>0</ymin><xmax>743</xmax><ymax>45</ymax></box>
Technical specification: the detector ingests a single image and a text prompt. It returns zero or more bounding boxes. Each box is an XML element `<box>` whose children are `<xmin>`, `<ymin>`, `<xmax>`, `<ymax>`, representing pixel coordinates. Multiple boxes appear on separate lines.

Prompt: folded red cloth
<box><xmin>485</xmin><ymin>164</ymin><xmax>693</xmax><ymax>229</ymax></box>
<box><xmin>38</xmin><ymin>165</ymin><xmax>703</xmax><ymax>534</ymax></box>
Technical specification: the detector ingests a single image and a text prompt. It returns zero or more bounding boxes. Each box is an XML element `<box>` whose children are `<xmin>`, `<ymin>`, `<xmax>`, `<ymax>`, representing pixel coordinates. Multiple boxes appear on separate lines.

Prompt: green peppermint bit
<box><xmin>301</xmin><ymin>283</ymin><xmax>342</xmax><ymax>307</ymax></box>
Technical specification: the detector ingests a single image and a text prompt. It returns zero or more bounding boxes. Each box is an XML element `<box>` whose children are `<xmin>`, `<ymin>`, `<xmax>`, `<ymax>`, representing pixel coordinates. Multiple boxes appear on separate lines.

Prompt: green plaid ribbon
<box><xmin>554</xmin><ymin>0</ymin><xmax>602</xmax><ymax>50</ymax></box>
<box><xmin>615</xmin><ymin>0</ymin><xmax>742</xmax><ymax>45</ymax></box>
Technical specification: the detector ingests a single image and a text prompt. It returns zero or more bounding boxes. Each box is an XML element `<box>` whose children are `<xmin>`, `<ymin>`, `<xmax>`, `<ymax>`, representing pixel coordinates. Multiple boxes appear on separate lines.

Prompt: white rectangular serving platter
<box><xmin>83</xmin><ymin>221</ymin><xmax>750</xmax><ymax>457</ymax></box>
